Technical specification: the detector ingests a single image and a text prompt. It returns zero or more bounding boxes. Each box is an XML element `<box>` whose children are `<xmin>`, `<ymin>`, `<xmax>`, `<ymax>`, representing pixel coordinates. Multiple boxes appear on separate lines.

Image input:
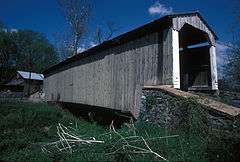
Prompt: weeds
<box><xmin>145</xmin><ymin>96</ymin><xmax>157</xmax><ymax>111</ymax></box>
<box><xmin>1</xmin><ymin>99</ymin><xmax>239</xmax><ymax>161</ymax></box>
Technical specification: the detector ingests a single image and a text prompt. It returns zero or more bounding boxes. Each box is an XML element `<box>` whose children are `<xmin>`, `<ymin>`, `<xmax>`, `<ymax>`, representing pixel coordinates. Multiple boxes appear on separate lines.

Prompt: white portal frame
<box><xmin>171</xmin><ymin>27</ymin><xmax>218</xmax><ymax>90</ymax></box>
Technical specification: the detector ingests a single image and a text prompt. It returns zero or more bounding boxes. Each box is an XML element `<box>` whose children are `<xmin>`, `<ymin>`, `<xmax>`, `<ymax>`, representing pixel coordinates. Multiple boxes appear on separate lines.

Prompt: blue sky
<box><xmin>1</xmin><ymin>0</ymin><xmax>238</xmax><ymax>76</ymax></box>
<box><xmin>0</xmin><ymin>0</ymin><xmax>238</xmax><ymax>62</ymax></box>
<box><xmin>0</xmin><ymin>0</ymin><xmax>237</xmax><ymax>42</ymax></box>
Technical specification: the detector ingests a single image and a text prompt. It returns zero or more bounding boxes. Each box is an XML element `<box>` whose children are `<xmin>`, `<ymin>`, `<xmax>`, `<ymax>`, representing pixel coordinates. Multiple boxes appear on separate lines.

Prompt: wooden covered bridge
<box><xmin>43</xmin><ymin>12</ymin><xmax>218</xmax><ymax>118</ymax></box>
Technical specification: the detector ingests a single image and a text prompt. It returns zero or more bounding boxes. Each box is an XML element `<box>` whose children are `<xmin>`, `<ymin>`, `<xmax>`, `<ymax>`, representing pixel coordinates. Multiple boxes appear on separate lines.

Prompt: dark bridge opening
<box><xmin>55</xmin><ymin>102</ymin><xmax>133</xmax><ymax>127</ymax></box>
<box><xmin>179</xmin><ymin>24</ymin><xmax>212</xmax><ymax>91</ymax></box>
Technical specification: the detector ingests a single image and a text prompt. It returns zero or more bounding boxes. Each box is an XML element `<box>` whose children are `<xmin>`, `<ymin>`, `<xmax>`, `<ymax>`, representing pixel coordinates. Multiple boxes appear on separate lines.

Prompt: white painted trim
<box><xmin>172</xmin><ymin>29</ymin><xmax>180</xmax><ymax>89</ymax></box>
<box><xmin>210</xmin><ymin>46</ymin><xmax>218</xmax><ymax>90</ymax></box>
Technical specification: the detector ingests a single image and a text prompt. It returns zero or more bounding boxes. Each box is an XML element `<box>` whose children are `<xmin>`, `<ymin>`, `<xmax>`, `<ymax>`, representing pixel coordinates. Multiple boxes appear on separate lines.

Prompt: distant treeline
<box><xmin>0</xmin><ymin>23</ymin><xmax>59</xmax><ymax>83</ymax></box>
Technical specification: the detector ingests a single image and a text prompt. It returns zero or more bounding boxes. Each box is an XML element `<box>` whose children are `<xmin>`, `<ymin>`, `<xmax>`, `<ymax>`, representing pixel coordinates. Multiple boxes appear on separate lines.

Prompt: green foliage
<box><xmin>141</xmin><ymin>90</ymin><xmax>240</xmax><ymax>161</ymax></box>
<box><xmin>0</xmin><ymin>30</ymin><xmax>18</xmax><ymax>82</ymax></box>
<box><xmin>0</xmin><ymin>21</ymin><xmax>6</xmax><ymax>30</ymax></box>
<box><xmin>0</xmin><ymin>24</ymin><xmax>59</xmax><ymax>81</ymax></box>
<box><xmin>181</xmin><ymin>97</ymin><xmax>208</xmax><ymax>135</ymax></box>
<box><xmin>0</xmin><ymin>99</ymin><xmax>78</xmax><ymax>161</ymax></box>
<box><xmin>219</xmin><ymin>95</ymin><xmax>233</xmax><ymax>105</ymax></box>
<box><xmin>0</xmin><ymin>99</ymin><xmax>209</xmax><ymax>162</ymax></box>
<box><xmin>0</xmin><ymin>31</ymin><xmax>17</xmax><ymax>66</ymax></box>
<box><xmin>12</xmin><ymin>30</ymin><xmax>59</xmax><ymax>72</ymax></box>
<box><xmin>145</xmin><ymin>96</ymin><xmax>157</xmax><ymax>111</ymax></box>
<box><xmin>167</xmin><ymin>96</ymin><xmax>240</xmax><ymax>161</ymax></box>
<box><xmin>1</xmin><ymin>99</ymin><xmax>239</xmax><ymax>161</ymax></box>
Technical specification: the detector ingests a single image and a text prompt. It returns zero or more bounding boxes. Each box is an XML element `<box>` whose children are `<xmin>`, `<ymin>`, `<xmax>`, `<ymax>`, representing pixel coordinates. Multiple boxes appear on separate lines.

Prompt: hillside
<box><xmin>0</xmin><ymin>99</ymin><xmax>239</xmax><ymax>161</ymax></box>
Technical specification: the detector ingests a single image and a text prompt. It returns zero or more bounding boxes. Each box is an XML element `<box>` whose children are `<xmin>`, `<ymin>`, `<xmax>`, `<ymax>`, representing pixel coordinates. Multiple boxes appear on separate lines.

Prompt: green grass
<box><xmin>0</xmin><ymin>99</ymin><xmax>238</xmax><ymax>162</ymax></box>
<box><xmin>193</xmin><ymin>90</ymin><xmax>239</xmax><ymax>107</ymax></box>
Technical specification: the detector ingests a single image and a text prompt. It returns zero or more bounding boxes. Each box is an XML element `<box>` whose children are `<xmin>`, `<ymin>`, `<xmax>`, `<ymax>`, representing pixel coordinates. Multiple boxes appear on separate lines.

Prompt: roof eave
<box><xmin>43</xmin><ymin>11</ymin><xmax>218</xmax><ymax>76</ymax></box>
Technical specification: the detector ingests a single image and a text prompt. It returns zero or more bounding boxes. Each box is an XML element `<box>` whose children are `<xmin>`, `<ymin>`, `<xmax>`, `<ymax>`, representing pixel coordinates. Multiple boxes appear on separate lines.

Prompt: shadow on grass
<box><xmin>54</xmin><ymin>101</ymin><xmax>133</xmax><ymax>128</ymax></box>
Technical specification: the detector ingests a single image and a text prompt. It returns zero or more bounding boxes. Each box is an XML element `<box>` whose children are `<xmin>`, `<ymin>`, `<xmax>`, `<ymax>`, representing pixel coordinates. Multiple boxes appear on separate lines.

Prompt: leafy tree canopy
<box><xmin>12</xmin><ymin>30</ymin><xmax>59</xmax><ymax>72</ymax></box>
<box><xmin>0</xmin><ymin>23</ymin><xmax>59</xmax><ymax>83</ymax></box>
<box><xmin>0</xmin><ymin>29</ymin><xmax>59</xmax><ymax>71</ymax></box>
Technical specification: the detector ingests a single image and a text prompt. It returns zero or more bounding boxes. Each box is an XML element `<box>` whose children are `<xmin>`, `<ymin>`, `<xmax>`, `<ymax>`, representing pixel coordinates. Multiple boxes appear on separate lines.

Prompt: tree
<box><xmin>12</xmin><ymin>30</ymin><xmax>59</xmax><ymax>72</ymax></box>
<box><xmin>5</xmin><ymin>30</ymin><xmax>59</xmax><ymax>95</ymax></box>
<box><xmin>0</xmin><ymin>29</ymin><xmax>17</xmax><ymax>83</ymax></box>
<box><xmin>221</xmin><ymin>1</ymin><xmax>240</xmax><ymax>91</ymax></box>
<box><xmin>0</xmin><ymin>21</ymin><xmax>58</xmax><ymax>85</ymax></box>
<box><xmin>94</xmin><ymin>21</ymin><xmax>120</xmax><ymax>44</ymax></box>
<box><xmin>53</xmin><ymin>29</ymin><xmax>74</xmax><ymax>61</ymax></box>
<box><xmin>58</xmin><ymin>0</ymin><xmax>91</xmax><ymax>55</ymax></box>
<box><xmin>0</xmin><ymin>31</ymin><xmax>16</xmax><ymax>68</ymax></box>
<box><xmin>223</xmin><ymin>43</ymin><xmax>240</xmax><ymax>90</ymax></box>
<box><xmin>0</xmin><ymin>21</ymin><xmax>6</xmax><ymax>31</ymax></box>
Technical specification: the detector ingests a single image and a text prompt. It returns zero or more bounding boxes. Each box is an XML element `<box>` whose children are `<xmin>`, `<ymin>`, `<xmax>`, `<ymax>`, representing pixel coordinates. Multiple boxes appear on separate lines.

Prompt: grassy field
<box><xmin>0</xmin><ymin>99</ymin><xmax>239</xmax><ymax>161</ymax></box>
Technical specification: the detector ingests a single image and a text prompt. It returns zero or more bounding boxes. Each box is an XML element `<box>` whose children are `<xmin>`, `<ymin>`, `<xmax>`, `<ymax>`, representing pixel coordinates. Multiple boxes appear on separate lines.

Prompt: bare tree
<box><xmin>220</xmin><ymin>1</ymin><xmax>240</xmax><ymax>91</ymax></box>
<box><xmin>95</xmin><ymin>26</ymin><xmax>102</xmax><ymax>44</ymax></box>
<box><xmin>94</xmin><ymin>21</ymin><xmax>120</xmax><ymax>44</ymax></box>
<box><xmin>58</xmin><ymin>0</ymin><xmax>91</xmax><ymax>55</ymax></box>
<box><xmin>53</xmin><ymin>30</ymin><xmax>74</xmax><ymax>61</ymax></box>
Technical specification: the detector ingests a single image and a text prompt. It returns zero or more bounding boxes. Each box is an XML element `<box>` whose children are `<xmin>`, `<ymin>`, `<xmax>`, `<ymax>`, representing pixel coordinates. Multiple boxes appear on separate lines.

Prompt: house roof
<box><xmin>17</xmin><ymin>71</ymin><xmax>44</xmax><ymax>81</ymax></box>
<box><xmin>43</xmin><ymin>11</ymin><xmax>217</xmax><ymax>76</ymax></box>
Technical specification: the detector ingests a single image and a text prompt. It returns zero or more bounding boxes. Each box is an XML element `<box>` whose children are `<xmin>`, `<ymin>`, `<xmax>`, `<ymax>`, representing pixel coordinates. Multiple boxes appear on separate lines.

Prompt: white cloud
<box><xmin>148</xmin><ymin>1</ymin><xmax>173</xmax><ymax>16</ymax></box>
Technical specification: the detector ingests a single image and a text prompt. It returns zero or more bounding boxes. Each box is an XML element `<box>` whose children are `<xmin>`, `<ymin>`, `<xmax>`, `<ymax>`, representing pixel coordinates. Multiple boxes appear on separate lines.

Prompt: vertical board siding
<box><xmin>44</xmin><ymin>32</ymin><xmax>160</xmax><ymax>117</ymax></box>
<box><xmin>172</xmin><ymin>15</ymin><xmax>216</xmax><ymax>46</ymax></box>
<box><xmin>162</xmin><ymin>28</ymin><xmax>173</xmax><ymax>85</ymax></box>
<box><xmin>43</xmin><ymin>13</ymin><xmax>218</xmax><ymax>118</ymax></box>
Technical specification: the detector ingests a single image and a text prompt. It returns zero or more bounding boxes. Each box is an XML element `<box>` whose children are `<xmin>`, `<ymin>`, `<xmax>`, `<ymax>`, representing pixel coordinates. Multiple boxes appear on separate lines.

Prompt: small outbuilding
<box><xmin>3</xmin><ymin>71</ymin><xmax>44</xmax><ymax>96</ymax></box>
<box><xmin>43</xmin><ymin>12</ymin><xmax>218</xmax><ymax>118</ymax></box>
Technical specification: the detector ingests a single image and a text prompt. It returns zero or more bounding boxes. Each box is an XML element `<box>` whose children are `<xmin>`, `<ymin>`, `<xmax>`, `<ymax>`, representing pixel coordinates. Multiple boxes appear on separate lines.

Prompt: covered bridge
<box><xmin>43</xmin><ymin>12</ymin><xmax>218</xmax><ymax>118</ymax></box>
